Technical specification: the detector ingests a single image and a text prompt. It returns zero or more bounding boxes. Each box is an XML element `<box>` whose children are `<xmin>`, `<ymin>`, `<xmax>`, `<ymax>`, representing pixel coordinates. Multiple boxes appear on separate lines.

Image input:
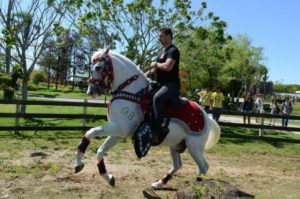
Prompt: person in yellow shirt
<box><xmin>197</xmin><ymin>87</ymin><xmax>212</xmax><ymax>113</ymax></box>
<box><xmin>211</xmin><ymin>87</ymin><xmax>225</xmax><ymax>122</ymax></box>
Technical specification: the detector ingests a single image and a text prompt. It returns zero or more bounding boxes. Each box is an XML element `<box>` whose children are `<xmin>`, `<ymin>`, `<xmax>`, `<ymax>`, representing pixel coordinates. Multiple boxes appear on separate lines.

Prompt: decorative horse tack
<box><xmin>75</xmin><ymin>48</ymin><xmax>221</xmax><ymax>189</ymax></box>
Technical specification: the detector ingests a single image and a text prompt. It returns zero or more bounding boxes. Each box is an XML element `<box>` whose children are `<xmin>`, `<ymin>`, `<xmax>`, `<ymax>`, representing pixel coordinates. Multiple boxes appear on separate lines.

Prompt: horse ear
<box><xmin>104</xmin><ymin>47</ymin><xmax>109</xmax><ymax>56</ymax></box>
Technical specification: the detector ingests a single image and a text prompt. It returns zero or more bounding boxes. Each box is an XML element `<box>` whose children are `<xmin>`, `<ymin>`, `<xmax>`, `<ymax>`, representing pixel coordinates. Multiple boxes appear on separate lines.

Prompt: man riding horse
<box><xmin>148</xmin><ymin>28</ymin><xmax>181</xmax><ymax>144</ymax></box>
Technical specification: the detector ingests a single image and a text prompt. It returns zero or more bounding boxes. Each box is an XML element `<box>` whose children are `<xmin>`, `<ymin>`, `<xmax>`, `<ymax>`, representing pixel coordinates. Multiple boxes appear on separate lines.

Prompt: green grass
<box><xmin>0</xmin><ymin>103</ymin><xmax>108</xmax><ymax>127</ymax></box>
<box><xmin>292</xmin><ymin>101</ymin><xmax>300</xmax><ymax>116</ymax></box>
<box><xmin>214</xmin><ymin>126</ymin><xmax>300</xmax><ymax>156</ymax></box>
<box><xmin>17</xmin><ymin>89</ymin><xmax>110</xmax><ymax>100</ymax></box>
<box><xmin>15</xmin><ymin>82</ymin><xmax>110</xmax><ymax>100</ymax></box>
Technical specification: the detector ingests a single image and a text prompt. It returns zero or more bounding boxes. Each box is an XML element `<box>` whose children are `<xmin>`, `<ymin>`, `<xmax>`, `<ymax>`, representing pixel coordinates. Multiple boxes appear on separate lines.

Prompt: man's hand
<box><xmin>149</xmin><ymin>66</ymin><xmax>157</xmax><ymax>74</ymax></box>
<box><xmin>150</xmin><ymin>62</ymin><xmax>157</xmax><ymax>68</ymax></box>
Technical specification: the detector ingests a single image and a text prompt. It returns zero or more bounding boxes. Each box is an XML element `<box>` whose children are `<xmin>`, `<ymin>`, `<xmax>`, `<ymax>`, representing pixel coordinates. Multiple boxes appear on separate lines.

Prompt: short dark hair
<box><xmin>159</xmin><ymin>28</ymin><xmax>173</xmax><ymax>40</ymax></box>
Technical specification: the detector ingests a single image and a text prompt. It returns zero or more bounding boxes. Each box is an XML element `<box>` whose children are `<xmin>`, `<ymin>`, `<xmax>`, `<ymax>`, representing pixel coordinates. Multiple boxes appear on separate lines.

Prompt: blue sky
<box><xmin>192</xmin><ymin>0</ymin><xmax>300</xmax><ymax>84</ymax></box>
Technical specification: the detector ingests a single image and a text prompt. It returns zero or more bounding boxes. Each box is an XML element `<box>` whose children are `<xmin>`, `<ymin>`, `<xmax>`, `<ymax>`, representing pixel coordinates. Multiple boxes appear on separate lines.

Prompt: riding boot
<box><xmin>151</xmin><ymin>126</ymin><xmax>169</xmax><ymax>145</ymax></box>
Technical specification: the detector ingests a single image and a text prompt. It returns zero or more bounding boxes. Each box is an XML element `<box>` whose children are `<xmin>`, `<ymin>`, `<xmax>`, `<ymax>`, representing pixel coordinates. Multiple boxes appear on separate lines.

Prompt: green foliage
<box><xmin>218</xmin><ymin>34</ymin><xmax>267</xmax><ymax>96</ymax></box>
<box><xmin>3</xmin><ymin>87</ymin><xmax>14</xmax><ymax>99</ymax></box>
<box><xmin>177</xmin><ymin>18</ymin><xmax>230</xmax><ymax>91</ymax></box>
<box><xmin>0</xmin><ymin>73</ymin><xmax>12</xmax><ymax>88</ymax></box>
<box><xmin>71</xmin><ymin>0</ymin><xmax>218</xmax><ymax>69</ymax></box>
<box><xmin>32</xmin><ymin>71</ymin><xmax>46</xmax><ymax>88</ymax></box>
<box><xmin>273</xmin><ymin>83</ymin><xmax>300</xmax><ymax>93</ymax></box>
<box><xmin>0</xmin><ymin>66</ymin><xmax>23</xmax><ymax>99</ymax></box>
<box><xmin>28</xmin><ymin>83</ymin><xmax>38</xmax><ymax>91</ymax></box>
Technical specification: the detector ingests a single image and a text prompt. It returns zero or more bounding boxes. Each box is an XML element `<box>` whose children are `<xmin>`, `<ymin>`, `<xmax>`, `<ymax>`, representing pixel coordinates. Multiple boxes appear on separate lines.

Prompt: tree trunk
<box><xmin>5</xmin><ymin>47</ymin><xmax>11</xmax><ymax>74</ymax></box>
<box><xmin>55</xmin><ymin>71</ymin><xmax>59</xmax><ymax>90</ymax></box>
<box><xmin>47</xmin><ymin>66</ymin><xmax>51</xmax><ymax>90</ymax></box>
<box><xmin>20</xmin><ymin>75</ymin><xmax>29</xmax><ymax>113</ymax></box>
<box><xmin>4</xmin><ymin>0</ymin><xmax>14</xmax><ymax>74</ymax></box>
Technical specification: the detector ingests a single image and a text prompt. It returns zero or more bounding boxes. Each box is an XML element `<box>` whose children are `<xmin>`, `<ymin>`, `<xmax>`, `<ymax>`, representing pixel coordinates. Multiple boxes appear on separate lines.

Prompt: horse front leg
<box><xmin>74</xmin><ymin>122</ymin><xmax>128</xmax><ymax>173</ymax></box>
<box><xmin>151</xmin><ymin>147</ymin><xmax>182</xmax><ymax>189</ymax></box>
<box><xmin>96</xmin><ymin>136</ymin><xmax>120</xmax><ymax>186</ymax></box>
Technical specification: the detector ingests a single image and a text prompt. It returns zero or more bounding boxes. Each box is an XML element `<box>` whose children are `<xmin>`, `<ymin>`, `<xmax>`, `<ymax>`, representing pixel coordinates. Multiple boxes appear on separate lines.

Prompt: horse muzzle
<box><xmin>87</xmin><ymin>83</ymin><xmax>100</xmax><ymax>98</ymax></box>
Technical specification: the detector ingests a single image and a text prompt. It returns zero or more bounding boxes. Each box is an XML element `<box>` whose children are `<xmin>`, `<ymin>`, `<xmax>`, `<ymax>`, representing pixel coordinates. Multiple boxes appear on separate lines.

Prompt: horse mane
<box><xmin>91</xmin><ymin>49</ymin><xmax>145</xmax><ymax>76</ymax></box>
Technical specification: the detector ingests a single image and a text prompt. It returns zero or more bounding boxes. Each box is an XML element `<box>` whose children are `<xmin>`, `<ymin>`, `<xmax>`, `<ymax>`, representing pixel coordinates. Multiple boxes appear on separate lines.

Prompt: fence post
<box><xmin>14</xmin><ymin>102</ymin><xmax>20</xmax><ymax>135</ymax></box>
<box><xmin>259</xmin><ymin>114</ymin><xmax>264</xmax><ymax>136</ymax></box>
<box><xmin>82</xmin><ymin>99</ymin><xmax>87</xmax><ymax>128</ymax></box>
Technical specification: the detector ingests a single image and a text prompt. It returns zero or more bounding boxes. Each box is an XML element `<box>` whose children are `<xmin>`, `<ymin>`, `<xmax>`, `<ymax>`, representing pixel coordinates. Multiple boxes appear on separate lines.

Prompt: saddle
<box><xmin>133</xmin><ymin>81</ymin><xmax>205</xmax><ymax>158</ymax></box>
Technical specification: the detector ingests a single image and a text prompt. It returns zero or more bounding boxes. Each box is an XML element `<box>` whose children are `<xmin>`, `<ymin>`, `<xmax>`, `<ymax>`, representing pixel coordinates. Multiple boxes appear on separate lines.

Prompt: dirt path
<box><xmin>1</xmin><ymin>144</ymin><xmax>300</xmax><ymax>199</ymax></box>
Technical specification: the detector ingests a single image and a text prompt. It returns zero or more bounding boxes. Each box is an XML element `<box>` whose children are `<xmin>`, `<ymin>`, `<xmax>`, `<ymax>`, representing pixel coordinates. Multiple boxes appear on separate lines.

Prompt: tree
<box><xmin>32</xmin><ymin>71</ymin><xmax>45</xmax><ymax>88</ymax></box>
<box><xmin>221</xmin><ymin>34</ymin><xmax>267</xmax><ymax>97</ymax></box>
<box><xmin>0</xmin><ymin>0</ymin><xmax>15</xmax><ymax>74</ymax></box>
<box><xmin>38</xmin><ymin>31</ymin><xmax>88</xmax><ymax>90</ymax></box>
<box><xmin>69</xmin><ymin>0</ymin><xmax>215</xmax><ymax>70</ymax></box>
<box><xmin>4</xmin><ymin>0</ymin><xmax>67</xmax><ymax>112</ymax></box>
<box><xmin>176</xmin><ymin>16</ymin><xmax>230</xmax><ymax>91</ymax></box>
<box><xmin>37</xmin><ymin>38</ymin><xmax>58</xmax><ymax>89</ymax></box>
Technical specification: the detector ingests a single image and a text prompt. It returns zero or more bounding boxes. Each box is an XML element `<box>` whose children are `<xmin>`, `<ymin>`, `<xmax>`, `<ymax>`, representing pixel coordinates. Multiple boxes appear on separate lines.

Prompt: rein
<box><xmin>111</xmin><ymin>75</ymin><xmax>139</xmax><ymax>94</ymax></box>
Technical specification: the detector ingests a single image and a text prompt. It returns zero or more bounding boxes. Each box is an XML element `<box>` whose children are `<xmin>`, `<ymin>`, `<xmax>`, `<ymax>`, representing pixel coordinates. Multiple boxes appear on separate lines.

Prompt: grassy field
<box><xmin>0</xmin><ymin>103</ymin><xmax>107</xmax><ymax>127</ymax></box>
<box><xmin>0</xmin><ymin>127</ymin><xmax>299</xmax><ymax>198</ymax></box>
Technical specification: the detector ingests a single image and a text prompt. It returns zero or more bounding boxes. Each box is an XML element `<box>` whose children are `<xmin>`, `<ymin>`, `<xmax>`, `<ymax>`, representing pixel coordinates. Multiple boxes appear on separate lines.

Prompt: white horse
<box><xmin>74</xmin><ymin>48</ymin><xmax>221</xmax><ymax>188</ymax></box>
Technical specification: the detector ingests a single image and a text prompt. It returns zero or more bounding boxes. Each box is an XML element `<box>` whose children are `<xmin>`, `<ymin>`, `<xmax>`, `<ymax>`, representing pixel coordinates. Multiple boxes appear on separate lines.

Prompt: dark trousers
<box><xmin>212</xmin><ymin>107</ymin><xmax>222</xmax><ymax>122</ymax></box>
<box><xmin>204</xmin><ymin>106</ymin><xmax>210</xmax><ymax>113</ymax></box>
<box><xmin>282</xmin><ymin>113</ymin><xmax>289</xmax><ymax>127</ymax></box>
<box><xmin>152</xmin><ymin>82</ymin><xmax>180</xmax><ymax>130</ymax></box>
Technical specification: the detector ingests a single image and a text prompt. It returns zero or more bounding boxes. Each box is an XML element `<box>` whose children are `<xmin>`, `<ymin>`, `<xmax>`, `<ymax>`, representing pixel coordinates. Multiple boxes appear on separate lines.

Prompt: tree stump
<box><xmin>176</xmin><ymin>178</ymin><xmax>254</xmax><ymax>199</ymax></box>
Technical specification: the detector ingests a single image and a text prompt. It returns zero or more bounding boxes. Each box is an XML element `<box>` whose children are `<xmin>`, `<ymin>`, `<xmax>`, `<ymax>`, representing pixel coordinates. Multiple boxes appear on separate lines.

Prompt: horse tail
<box><xmin>204</xmin><ymin>116</ymin><xmax>221</xmax><ymax>150</ymax></box>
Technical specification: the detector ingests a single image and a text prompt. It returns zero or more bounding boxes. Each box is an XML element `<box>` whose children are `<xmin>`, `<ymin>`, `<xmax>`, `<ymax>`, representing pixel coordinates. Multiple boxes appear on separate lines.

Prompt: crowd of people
<box><xmin>197</xmin><ymin>87</ymin><xmax>225</xmax><ymax>122</ymax></box>
<box><xmin>196</xmin><ymin>88</ymin><xmax>295</xmax><ymax>127</ymax></box>
<box><xmin>241</xmin><ymin>93</ymin><xmax>294</xmax><ymax>127</ymax></box>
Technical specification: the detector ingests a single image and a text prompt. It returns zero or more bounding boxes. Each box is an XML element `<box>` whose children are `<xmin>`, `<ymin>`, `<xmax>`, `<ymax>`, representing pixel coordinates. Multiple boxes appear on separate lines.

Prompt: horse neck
<box><xmin>110</xmin><ymin>55</ymin><xmax>148</xmax><ymax>94</ymax></box>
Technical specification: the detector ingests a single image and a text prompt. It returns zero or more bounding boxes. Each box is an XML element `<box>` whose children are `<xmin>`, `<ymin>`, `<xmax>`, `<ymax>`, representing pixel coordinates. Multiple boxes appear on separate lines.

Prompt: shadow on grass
<box><xmin>221</xmin><ymin>126</ymin><xmax>300</xmax><ymax>147</ymax></box>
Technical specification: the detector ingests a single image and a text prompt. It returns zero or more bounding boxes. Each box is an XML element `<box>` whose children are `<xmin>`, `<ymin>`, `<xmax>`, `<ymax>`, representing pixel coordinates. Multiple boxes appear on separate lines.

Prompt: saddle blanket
<box><xmin>165</xmin><ymin>100</ymin><xmax>205</xmax><ymax>133</ymax></box>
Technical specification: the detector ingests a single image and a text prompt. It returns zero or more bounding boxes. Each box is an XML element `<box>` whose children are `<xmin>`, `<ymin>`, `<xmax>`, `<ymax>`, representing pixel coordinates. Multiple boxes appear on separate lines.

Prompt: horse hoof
<box><xmin>74</xmin><ymin>164</ymin><xmax>84</xmax><ymax>173</ymax></box>
<box><xmin>151</xmin><ymin>180</ymin><xmax>164</xmax><ymax>189</ymax></box>
<box><xmin>109</xmin><ymin>176</ymin><xmax>115</xmax><ymax>187</ymax></box>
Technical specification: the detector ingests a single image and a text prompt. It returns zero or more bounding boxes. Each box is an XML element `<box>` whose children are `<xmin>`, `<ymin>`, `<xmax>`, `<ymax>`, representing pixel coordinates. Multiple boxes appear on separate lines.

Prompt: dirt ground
<box><xmin>1</xmin><ymin>142</ymin><xmax>300</xmax><ymax>199</ymax></box>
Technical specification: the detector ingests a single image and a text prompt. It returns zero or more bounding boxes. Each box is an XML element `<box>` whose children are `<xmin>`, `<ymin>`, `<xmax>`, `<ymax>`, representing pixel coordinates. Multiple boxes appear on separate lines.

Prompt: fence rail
<box><xmin>1</xmin><ymin>99</ymin><xmax>300</xmax><ymax>138</ymax></box>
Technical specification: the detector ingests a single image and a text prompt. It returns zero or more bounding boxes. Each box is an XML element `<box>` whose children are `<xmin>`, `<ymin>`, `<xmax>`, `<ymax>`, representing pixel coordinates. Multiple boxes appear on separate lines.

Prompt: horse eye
<box><xmin>95</xmin><ymin>66</ymin><xmax>101</xmax><ymax>71</ymax></box>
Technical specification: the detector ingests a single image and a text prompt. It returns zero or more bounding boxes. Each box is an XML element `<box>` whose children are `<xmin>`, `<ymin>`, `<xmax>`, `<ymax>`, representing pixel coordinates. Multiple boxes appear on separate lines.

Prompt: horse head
<box><xmin>87</xmin><ymin>48</ymin><xmax>148</xmax><ymax>97</ymax></box>
<box><xmin>87</xmin><ymin>48</ymin><xmax>113</xmax><ymax>97</ymax></box>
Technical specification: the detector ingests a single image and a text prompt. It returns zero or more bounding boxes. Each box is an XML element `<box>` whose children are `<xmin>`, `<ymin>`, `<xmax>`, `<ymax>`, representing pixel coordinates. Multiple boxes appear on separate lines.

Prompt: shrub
<box><xmin>3</xmin><ymin>87</ymin><xmax>14</xmax><ymax>99</ymax></box>
<box><xmin>62</xmin><ymin>85</ymin><xmax>73</xmax><ymax>93</ymax></box>
<box><xmin>32</xmin><ymin>71</ymin><xmax>46</xmax><ymax>88</ymax></box>
<box><xmin>28</xmin><ymin>83</ymin><xmax>37</xmax><ymax>91</ymax></box>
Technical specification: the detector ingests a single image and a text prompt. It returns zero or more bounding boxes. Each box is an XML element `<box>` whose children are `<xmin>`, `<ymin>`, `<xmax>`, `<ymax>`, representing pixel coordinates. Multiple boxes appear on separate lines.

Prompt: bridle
<box><xmin>89</xmin><ymin>54</ymin><xmax>139</xmax><ymax>94</ymax></box>
<box><xmin>89</xmin><ymin>55</ymin><xmax>114</xmax><ymax>90</ymax></box>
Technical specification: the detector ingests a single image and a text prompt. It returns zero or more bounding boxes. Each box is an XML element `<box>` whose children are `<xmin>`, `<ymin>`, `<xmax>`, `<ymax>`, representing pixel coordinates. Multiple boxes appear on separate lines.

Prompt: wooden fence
<box><xmin>1</xmin><ymin>99</ymin><xmax>300</xmax><ymax>142</ymax></box>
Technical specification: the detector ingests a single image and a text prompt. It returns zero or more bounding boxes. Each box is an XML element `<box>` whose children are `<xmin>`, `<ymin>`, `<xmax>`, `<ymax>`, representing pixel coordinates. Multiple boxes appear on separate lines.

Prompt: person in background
<box><xmin>198</xmin><ymin>87</ymin><xmax>212</xmax><ymax>113</ymax></box>
<box><xmin>281</xmin><ymin>97</ymin><xmax>293</xmax><ymax>127</ymax></box>
<box><xmin>211</xmin><ymin>87</ymin><xmax>225</xmax><ymax>122</ymax></box>
<box><xmin>255</xmin><ymin>93</ymin><xmax>264</xmax><ymax>123</ymax></box>
<box><xmin>196</xmin><ymin>88</ymin><xmax>204</xmax><ymax>105</ymax></box>
<box><xmin>269</xmin><ymin>96</ymin><xmax>279</xmax><ymax>126</ymax></box>
<box><xmin>242</xmin><ymin>92</ymin><xmax>254</xmax><ymax>124</ymax></box>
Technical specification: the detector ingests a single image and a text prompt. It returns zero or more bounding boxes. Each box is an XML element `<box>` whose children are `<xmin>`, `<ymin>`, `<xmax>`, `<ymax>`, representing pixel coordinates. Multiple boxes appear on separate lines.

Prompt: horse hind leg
<box><xmin>151</xmin><ymin>147</ymin><xmax>182</xmax><ymax>189</ymax></box>
<box><xmin>186</xmin><ymin>135</ymin><xmax>209</xmax><ymax>178</ymax></box>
